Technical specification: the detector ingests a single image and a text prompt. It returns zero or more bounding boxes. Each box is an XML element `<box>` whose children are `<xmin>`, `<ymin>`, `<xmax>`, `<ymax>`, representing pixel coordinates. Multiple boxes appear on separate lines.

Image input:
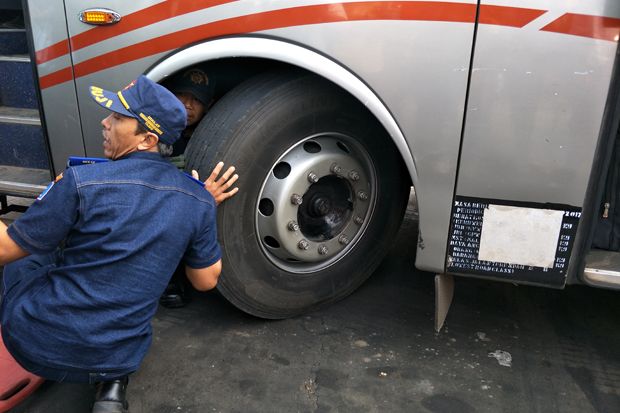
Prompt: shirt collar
<box><xmin>116</xmin><ymin>151</ymin><xmax>166</xmax><ymax>163</ymax></box>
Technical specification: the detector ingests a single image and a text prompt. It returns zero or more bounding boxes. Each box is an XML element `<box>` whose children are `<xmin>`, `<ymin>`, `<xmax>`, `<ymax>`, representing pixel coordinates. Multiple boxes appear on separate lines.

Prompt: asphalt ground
<box><xmin>3</xmin><ymin>196</ymin><xmax>620</xmax><ymax>413</ymax></box>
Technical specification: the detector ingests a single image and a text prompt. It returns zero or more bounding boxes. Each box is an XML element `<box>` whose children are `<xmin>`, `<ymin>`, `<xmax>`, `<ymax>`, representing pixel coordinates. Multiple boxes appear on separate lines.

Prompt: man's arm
<box><xmin>184</xmin><ymin>163</ymin><xmax>234</xmax><ymax>290</ymax></box>
<box><xmin>0</xmin><ymin>221</ymin><xmax>29</xmax><ymax>265</ymax></box>
<box><xmin>185</xmin><ymin>259</ymin><xmax>222</xmax><ymax>291</ymax></box>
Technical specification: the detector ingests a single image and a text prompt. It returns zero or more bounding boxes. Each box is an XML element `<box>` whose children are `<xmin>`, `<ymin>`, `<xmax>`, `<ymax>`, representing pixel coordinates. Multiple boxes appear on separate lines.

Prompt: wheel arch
<box><xmin>146</xmin><ymin>36</ymin><xmax>417</xmax><ymax>191</ymax></box>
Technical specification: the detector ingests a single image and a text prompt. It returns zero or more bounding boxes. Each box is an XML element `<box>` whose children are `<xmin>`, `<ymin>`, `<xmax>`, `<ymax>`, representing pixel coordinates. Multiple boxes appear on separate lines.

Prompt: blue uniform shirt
<box><xmin>1</xmin><ymin>151</ymin><xmax>220</xmax><ymax>374</ymax></box>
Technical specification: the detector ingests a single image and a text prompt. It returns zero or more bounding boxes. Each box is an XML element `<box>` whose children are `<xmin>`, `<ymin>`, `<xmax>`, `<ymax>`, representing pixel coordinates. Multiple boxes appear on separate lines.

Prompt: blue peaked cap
<box><xmin>89</xmin><ymin>75</ymin><xmax>187</xmax><ymax>145</ymax></box>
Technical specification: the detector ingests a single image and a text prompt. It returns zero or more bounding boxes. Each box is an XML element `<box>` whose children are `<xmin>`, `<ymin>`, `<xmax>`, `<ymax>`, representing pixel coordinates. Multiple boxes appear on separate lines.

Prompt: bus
<box><xmin>1</xmin><ymin>0</ymin><xmax>619</xmax><ymax>328</ymax></box>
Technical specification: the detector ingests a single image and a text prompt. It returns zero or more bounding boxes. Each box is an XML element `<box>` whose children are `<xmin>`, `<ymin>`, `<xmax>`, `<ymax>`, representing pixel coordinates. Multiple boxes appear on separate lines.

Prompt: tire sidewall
<box><xmin>215</xmin><ymin>90</ymin><xmax>403</xmax><ymax>316</ymax></box>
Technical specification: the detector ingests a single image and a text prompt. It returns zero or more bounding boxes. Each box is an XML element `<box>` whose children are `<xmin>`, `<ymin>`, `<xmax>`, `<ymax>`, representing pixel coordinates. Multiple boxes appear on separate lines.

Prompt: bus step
<box><xmin>0</xmin><ymin>54</ymin><xmax>29</xmax><ymax>62</ymax></box>
<box><xmin>0</xmin><ymin>29</ymin><xmax>27</xmax><ymax>55</ymax></box>
<box><xmin>583</xmin><ymin>249</ymin><xmax>620</xmax><ymax>289</ymax></box>
<box><xmin>0</xmin><ymin>4</ymin><xmax>24</xmax><ymax>30</ymax></box>
<box><xmin>0</xmin><ymin>165</ymin><xmax>50</xmax><ymax>198</ymax></box>
<box><xmin>0</xmin><ymin>57</ymin><xmax>37</xmax><ymax>109</ymax></box>
<box><xmin>0</xmin><ymin>106</ymin><xmax>40</xmax><ymax>126</ymax></box>
<box><xmin>0</xmin><ymin>120</ymin><xmax>49</xmax><ymax>170</ymax></box>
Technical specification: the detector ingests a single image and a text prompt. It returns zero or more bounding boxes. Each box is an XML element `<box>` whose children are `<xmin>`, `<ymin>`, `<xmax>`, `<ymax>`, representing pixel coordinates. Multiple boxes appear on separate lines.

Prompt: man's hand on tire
<box><xmin>192</xmin><ymin>162</ymin><xmax>239</xmax><ymax>205</ymax></box>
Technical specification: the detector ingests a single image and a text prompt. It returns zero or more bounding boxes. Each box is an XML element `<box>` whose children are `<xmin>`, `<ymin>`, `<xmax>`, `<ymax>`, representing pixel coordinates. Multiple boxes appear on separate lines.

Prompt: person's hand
<box><xmin>192</xmin><ymin>162</ymin><xmax>239</xmax><ymax>205</ymax></box>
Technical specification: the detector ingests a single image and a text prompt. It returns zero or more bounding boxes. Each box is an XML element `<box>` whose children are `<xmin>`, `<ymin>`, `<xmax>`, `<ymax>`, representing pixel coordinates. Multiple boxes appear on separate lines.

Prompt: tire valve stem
<box><xmin>338</xmin><ymin>235</ymin><xmax>349</xmax><ymax>245</ymax></box>
<box><xmin>318</xmin><ymin>245</ymin><xmax>328</xmax><ymax>255</ymax></box>
<box><xmin>348</xmin><ymin>170</ymin><xmax>360</xmax><ymax>181</ymax></box>
<box><xmin>288</xmin><ymin>221</ymin><xmax>299</xmax><ymax>231</ymax></box>
<box><xmin>354</xmin><ymin>216</ymin><xmax>364</xmax><ymax>225</ymax></box>
<box><xmin>298</xmin><ymin>239</ymin><xmax>309</xmax><ymax>250</ymax></box>
<box><xmin>357</xmin><ymin>191</ymin><xmax>368</xmax><ymax>201</ymax></box>
<box><xmin>291</xmin><ymin>194</ymin><xmax>303</xmax><ymax>205</ymax></box>
<box><xmin>307</xmin><ymin>172</ymin><xmax>318</xmax><ymax>183</ymax></box>
<box><xmin>330</xmin><ymin>163</ymin><xmax>342</xmax><ymax>174</ymax></box>
<box><xmin>603</xmin><ymin>202</ymin><xmax>610</xmax><ymax>219</ymax></box>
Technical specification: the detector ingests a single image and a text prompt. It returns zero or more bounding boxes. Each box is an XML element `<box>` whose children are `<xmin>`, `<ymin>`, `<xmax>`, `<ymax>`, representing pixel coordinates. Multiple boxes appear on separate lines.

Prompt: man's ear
<box><xmin>138</xmin><ymin>132</ymin><xmax>159</xmax><ymax>151</ymax></box>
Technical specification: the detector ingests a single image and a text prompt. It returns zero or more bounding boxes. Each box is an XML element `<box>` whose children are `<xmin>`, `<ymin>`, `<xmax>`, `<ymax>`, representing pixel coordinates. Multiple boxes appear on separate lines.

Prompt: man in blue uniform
<box><xmin>0</xmin><ymin>76</ymin><xmax>228</xmax><ymax>413</ymax></box>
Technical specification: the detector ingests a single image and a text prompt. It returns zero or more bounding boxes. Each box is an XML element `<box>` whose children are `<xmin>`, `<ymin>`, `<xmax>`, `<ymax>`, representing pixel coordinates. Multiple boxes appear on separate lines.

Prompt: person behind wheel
<box><xmin>159</xmin><ymin>67</ymin><xmax>239</xmax><ymax>308</ymax></box>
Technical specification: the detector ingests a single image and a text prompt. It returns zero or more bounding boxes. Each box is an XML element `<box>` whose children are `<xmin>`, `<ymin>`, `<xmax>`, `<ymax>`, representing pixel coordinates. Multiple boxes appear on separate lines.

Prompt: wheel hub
<box><xmin>299</xmin><ymin>176</ymin><xmax>352</xmax><ymax>241</ymax></box>
<box><xmin>255</xmin><ymin>134</ymin><xmax>376</xmax><ymax>272</ymax></box>
<box><xmin>308</xmin><ymin>194</ymin><xmax>331</xmax><ymax>217</ymax></box>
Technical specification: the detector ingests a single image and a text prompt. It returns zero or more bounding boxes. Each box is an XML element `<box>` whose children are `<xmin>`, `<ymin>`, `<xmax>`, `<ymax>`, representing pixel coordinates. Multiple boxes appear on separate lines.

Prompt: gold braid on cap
<box><xmin>117</xmin><ymin>91</ymin><xmax>130</xmax><ymax>109</ymax></box>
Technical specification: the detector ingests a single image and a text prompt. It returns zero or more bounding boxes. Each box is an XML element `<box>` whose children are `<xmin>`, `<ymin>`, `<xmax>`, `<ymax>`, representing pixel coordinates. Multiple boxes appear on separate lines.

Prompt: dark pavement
<box><xmin>4</xmin><ymin>199</ymin><xmax>620</xmax><ymax>413</ymax></box>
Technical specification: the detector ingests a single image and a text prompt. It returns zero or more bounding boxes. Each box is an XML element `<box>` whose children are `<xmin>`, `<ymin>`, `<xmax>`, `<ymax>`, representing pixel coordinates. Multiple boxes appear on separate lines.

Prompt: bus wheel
<box><xmin>185</xmin><ymin>71</ymin><xmax>409</xmax><ymax>318</ymax></box>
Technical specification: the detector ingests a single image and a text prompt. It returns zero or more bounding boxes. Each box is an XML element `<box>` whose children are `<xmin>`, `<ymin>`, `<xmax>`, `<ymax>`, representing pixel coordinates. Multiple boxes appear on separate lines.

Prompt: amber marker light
<box><xmin>79</xmin><ymin>9</ymin><xmax>121</xmax><ymax>25</ymax></box>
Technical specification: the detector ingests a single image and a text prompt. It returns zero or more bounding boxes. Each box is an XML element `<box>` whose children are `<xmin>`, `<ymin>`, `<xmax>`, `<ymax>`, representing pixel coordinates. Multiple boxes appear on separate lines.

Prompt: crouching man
<box><xmin>0</xmin><ymin>76</ymin><xmax>227</xmax><ymax>413</ymax></box>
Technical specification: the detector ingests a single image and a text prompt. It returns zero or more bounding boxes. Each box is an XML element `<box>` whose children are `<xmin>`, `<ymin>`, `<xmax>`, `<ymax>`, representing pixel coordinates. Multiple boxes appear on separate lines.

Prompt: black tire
<box><xmin>185</xmin><ymin>71</ymin><xmax>409</xmax><ymax>318</ymax></box>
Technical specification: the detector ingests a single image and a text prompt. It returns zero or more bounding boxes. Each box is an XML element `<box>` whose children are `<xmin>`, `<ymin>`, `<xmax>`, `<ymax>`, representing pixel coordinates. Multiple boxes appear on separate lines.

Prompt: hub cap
<box><xmin>256</xmin><ymin>134</ymin><xmax>376</xmax><ymax>273</ymax></box>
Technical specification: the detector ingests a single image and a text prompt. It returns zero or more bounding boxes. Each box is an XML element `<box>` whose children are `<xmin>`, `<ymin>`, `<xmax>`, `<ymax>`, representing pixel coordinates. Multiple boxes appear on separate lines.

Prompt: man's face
<box><xmin>101</xmin><ymin>112</ymin><xmax>145</xmax><ymax>159</ymax></box>
<box><xmin>175</xmin><ymin>92</ymin><xmax>206</xmax><ymax>127</ymax></box>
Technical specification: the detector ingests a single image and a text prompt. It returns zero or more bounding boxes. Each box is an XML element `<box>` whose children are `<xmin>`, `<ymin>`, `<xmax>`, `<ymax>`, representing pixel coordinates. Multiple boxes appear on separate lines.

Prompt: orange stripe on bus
<box><xmin>541</xmin><ymin>13</ymin><xmax>620</xmax><ymax>42</ymax></box>
<box><xmin>41</xmin><ymin>1</ymin><xmax>547</xmax><ymax>89</ymax></box>
<box><xmin>70</xmin><ymin>0</ymin><xmax>239</xmax><ymax>52</ymax></box>
<box><xmin>36</xmin><ymin>0</ymin><xmax>238</xmax><ymax>64</ymax></box>
<box><xmin>35</xmin><ymin>39</ymin><xmax>69</xmax><ymax>64</ymax></box>
<box><xmin>39</xmin><ymin>67</ymin><xmax>73</xmax><ymax>89</ymax></box>
<box><xmin>479</xmin><ymin>4</ymin><xmax>546</xmax><ymax>28</ymax></box>
<box><xmin>70</xmin><ymin>1</ymin><xmax>479</xmax><ymax>79</ymax></box>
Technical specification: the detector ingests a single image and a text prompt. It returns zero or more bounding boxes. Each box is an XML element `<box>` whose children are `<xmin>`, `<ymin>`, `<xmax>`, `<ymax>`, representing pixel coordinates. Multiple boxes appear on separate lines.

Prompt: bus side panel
<box><xmin>453</xmin><ymin>0</ymin><xmax>620</xmax><ymax>284</ymax></box>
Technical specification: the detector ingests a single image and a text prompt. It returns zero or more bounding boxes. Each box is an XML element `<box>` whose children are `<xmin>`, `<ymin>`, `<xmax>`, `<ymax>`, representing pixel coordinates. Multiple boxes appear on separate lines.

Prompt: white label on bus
<box><xmin>478</xmin><ymin>205</ymin><xmax>564</xmax><ymax>269</ymax></box>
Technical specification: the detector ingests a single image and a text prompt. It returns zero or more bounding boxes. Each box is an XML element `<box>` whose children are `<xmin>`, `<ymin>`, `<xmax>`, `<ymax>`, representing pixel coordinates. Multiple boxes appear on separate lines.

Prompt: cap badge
<box><xmin>186</xmin><ymin>69</ymin><xmax>208</xmax><ymax>86</ymax></box>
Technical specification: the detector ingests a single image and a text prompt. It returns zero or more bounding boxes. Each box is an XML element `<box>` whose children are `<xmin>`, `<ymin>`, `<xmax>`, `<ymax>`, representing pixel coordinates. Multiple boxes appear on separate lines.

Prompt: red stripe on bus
<box><xmin>36</xmin><ymin>0</ymin><xmax>238</xmax><ymax>64</ymax></box>
<box><xmin>541</xmin><ymin>13</ymin><xmax>620</xmax><ymax>42</ymax></box>
<box><xmin>479</xmin><ymin>4</ymin><xmax>545</xmax><ymax>28</ymax></box>
<box><xmin>70</xmin><ymin>1</ymin><xmax>478</xmax><ymax>80</ymax></box>
<box><xmin>39</xmin><ymin>67</ymin><xmax>73</xmax><ymax>89</ymax></box>
<box><xmin>35</xmin><ymin>40</ymin><xmax>69</xmax><ymax>64</ymax></box>
<box><xmin>41</xmin><ymin>1</ymin><xmax>546</xmax><ymax>89</ymax></box>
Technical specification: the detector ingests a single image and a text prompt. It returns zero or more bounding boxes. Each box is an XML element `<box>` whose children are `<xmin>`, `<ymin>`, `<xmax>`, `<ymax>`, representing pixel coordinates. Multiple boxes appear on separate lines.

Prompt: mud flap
<box><xmin>434</xmin><ymin>273</ymin><xmax>454</xmax><ymax>332</ymax></box>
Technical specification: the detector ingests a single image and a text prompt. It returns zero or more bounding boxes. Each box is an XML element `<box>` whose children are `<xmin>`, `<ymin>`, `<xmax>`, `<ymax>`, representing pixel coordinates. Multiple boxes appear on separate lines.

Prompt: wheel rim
<box><xmin>256</xmin><ymin>134</ymin><xmax>377</xmax><ymax>273</ymax></box>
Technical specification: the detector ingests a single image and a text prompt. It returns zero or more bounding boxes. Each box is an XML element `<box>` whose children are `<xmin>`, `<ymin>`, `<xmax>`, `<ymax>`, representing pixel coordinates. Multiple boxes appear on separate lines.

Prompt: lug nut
<box><xmin>307</xmin><ymin>172</ymin><xmax>318</xmax><ymax>183</ymax></box>
<box><xmin>298</xmin><ymin>239</ymin><xmax>309</xmax><ymax>250</ymax></box>
<box><xmin>338</xmin><ymin>235</ymin><xmax>349</xmax><ymax>245</ymax></box>
<box><xmin>357</xmin><ymin>191</ymin><xmax>368</xmax><ymax>201</ymax></box>
<box><xmin>330</xmin><ymin>163</ymin><xmax>342</xmax><ymax>174</ymax></box>
<box><xmin>288</xmin><ymin>221</ymin><xmax>299</xmax><ymax>231</ymax></box>
<box><xmin>354</xmin><ymin>216</ymin><xmax>364</xmax><ymax>225</ymax></box>
<box><xmin>318</xmin><ymin>245</ymin><xmax>328</xmax><ymax>255</ymax></box>
<box><xmin>349</xmin><ymin>170</ymin><xmax>360</xmax><ymax>181</ymax></box>
<box><xmin>291</xmin><ymin>194</ymin><xmax>303</xmax><ymax>205</ymax></box>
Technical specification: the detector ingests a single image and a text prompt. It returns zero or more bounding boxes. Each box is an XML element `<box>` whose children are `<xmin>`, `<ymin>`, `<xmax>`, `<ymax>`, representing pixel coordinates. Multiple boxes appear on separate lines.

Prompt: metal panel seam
<box><xmin>443</xmin><ymin>0</ymin><xmax>481</xmax><ymax>275</ymax></box>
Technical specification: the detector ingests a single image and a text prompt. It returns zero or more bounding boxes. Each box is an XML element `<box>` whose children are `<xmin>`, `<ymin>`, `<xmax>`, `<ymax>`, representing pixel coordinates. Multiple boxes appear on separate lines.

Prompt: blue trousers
<box><xmin>1</xmin><ymin>254</ymin><xmax>132</xmax><ymax>383</ymax></box>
